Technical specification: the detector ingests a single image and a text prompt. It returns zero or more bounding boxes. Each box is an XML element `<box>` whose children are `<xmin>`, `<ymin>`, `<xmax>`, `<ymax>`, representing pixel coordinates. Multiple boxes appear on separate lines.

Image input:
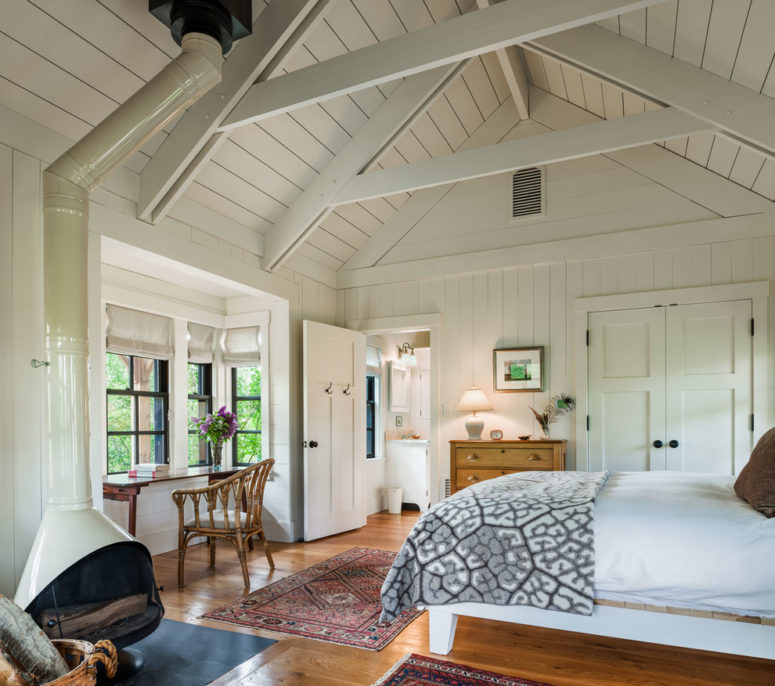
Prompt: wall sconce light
<box><xmin>398</xmin><ymin>342</ymin><xmax>417</xmax><ymax>366</ymax></box>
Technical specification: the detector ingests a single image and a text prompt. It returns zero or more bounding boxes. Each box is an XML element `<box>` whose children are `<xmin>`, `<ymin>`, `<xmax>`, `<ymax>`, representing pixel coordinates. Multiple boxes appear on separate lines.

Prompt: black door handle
<box><xmin>669</xmin><ymin>440</ymin><xmax>679</xmax><ymax>449</ymax></box>
<box><xmin>653</xmin><ymin>440</ymin><xmax>664</xmax><ymax>448</ymax></box>
<box><xmin>309</xmin><ymin>440</ymin><xmax>318</xmax><ymax>448</ymax></box>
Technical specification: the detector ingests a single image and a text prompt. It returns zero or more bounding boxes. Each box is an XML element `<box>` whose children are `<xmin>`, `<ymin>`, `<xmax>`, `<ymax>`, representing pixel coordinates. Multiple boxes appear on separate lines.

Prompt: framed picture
<box><xmin>493</xmin><ymin>347</ymin><xmax>544</xmax><ymax>392</ymax></box>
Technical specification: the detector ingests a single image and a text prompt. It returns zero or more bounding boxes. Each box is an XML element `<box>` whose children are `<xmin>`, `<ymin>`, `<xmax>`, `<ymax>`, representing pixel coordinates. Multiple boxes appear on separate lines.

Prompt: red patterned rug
<box><xmin>373</xmin><ymin>654</ymin><xmax>552</xmax><ymax>686</ymax></box>
<box><xmin>201</xmin><ymin>547</ymin><xmax>422</xmax><ymax>650</ymax></box>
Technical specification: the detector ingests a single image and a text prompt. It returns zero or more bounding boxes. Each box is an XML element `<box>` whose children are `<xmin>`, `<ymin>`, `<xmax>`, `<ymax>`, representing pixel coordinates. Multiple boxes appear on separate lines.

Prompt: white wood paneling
<box><xmin>340</xmin><ymin>234</ymin><xmax>775</xmax><ymax>478</ymax></box>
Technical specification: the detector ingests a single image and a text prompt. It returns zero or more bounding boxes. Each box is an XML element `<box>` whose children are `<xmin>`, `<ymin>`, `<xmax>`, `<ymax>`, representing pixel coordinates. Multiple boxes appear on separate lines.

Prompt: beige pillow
<box><xmin>734</xmin><ymin>427</ymin><xmax>775</xmax><ymax>517</ymax></box>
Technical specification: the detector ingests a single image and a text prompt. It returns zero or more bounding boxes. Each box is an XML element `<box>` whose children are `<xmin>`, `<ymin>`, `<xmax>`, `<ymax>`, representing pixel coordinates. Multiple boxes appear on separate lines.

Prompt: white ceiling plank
<box><xmin>137</xmin><ymin>0</ymin><xmax>329</xmax><ymax>222</ymax></box>
<box><xmin>580</xmin><ymin>72</ymin><xmax>606</xmax><ymax>117</ymax></box>
<box><xmin>706</xmin><ymin>135</ymin><xmax>741</xmax><ymax>178</ymax></box>
<box><xmin>426</xmin><ymin>97</ymin><xmax>469</xmax><ymax>150</ymax></box>
<box><xmin>540</xmin><ymin>57</ymin><xmax>568</xmax><ymax>99</ymax></box>
<box><xmin>351</xmin><ymin>0</ymin><xmax>407</xmax><ymax>42</ymax></box>
<box><xmin>729</xmin><ymin>146</ymin><xmax>767</xmax><ymax>188</ymax></box>
<box><xmin>619</xmin><ymin>7</ymin><xmax>646</xmax><ymax>42</ymax></box>
<box><xmin>664</xmin><ymin>136</ymin><xmax>688</xmax><ymax>156</ymax></box>
<box><xmin>701</xmin><ymin>0</ymin><xmax>750</xmax><ymax>80</ymax></box>
<box><xmin>356</xmin><ymin>198</ymin><xmax>400</xmax><ymax>223</ymax></box>
<box><xmin>673</xmin><ymin>0</ymin><xmax>712</xmax><ymax>67</ymax></box>
<box><xmin>393</xmin><ymin>131</ymin><xmax>432</xmax><ymax>164</ymax></box>
<box><xmin>294</xmin><ymin>241</ymin><xmax>345</xmax><ymax>271</ymax></box>
<box><xmin>524</xmin><ymin>49</ymin><xmax>550</xmax><ymax>91</ymax></box>
<box><xmin>623</xmin><ymin>92</ymin><xmax>647</xmax><ymax>116</ymax></box>
<box><xmin>461</xmin><ymin>57</ymin><xmax>502</xmax><ymax>120</ymax></box>
<box><xmin>410</xmin><ymin>112</ymin><xmax>455</xmax><ymax>157</ymax></box>
<box><xmin>333</xmin><ymin>205</ymin><xmax>384</xmax><ymax>236</ymax></box>
<box><xmin>185</xmin><ymin>181</ymin><xmax>271</xmax><ymax>232</ymax></box>
<box><xmin>562</xmin><ymin>65</ymin><xmax>587</xmax><ymax>108</ymax></box>
<box><xmin>480</xmin><ymin>51</ymin><xmax>512</xmax><ymax>103</ymax></box>
<box><xmin>335</xmin><ymin>107</ymin><xmax>711</xmax><ymax>204</ymax></box>
<box><xmin>262</xmin><ymin>62</ymin><xmax>465</xmax><ymax>270</ymax></box>
<box><xmin>222</xmin><ymin>0</ymin><xmax>669</xmax><ymax>130</ymax></box>
<box><xmin>751</xmin><ymin>158</ymin><xmax>775</xmax><ymax>200</ymax></box>
<box><xmin>389</xmin><ymin>0</ymin><xmax>435</xmax><ymax>30</ymax></box>
<box><xmin>260</xmin><ymin>115</ymin><xmax>335</xmax><ymax>171</ymax></box>
<box><xmin>731</xmin><ymin>1</ymin><xmax>775</xmax><ymax>93</ymax></box>
<box><xmin>601</xmin><ymin>81</ymin><xmax>624</xmax><ymax>118</ymax></box>
<box><xmin>285</xmin><ymin>247</ymin><xmax>339</xmax><ymax>287</ymax></box>
<box><xmin>685</xmin><ymin>132</ymin><xmax>715</xmax><ymax>166</ymax></box>
<box><xmin>305</xmin><ymin>227</ymin><xmax>356</xmax><ymax>262</ymax></box>
<box><xmin>445</xmin><ymin>75</ymin><xmax>485</xmax><ymax>134</ymax></box>
<box><xmin>342</xmin><ymin>97</ymin><xmax>520</xmax><ymax>271</ymax></box>
<box><xmin>531</xmin><ymin>24</ymin><xmax>775</xmax><ymax>154</ymax></box>
<box><xmin>645</xmin><ymin>0</ymin><xmax>678</xmax><ymax>55</ymax></box>
<box><xmin>319</xmin><ymin>212</ymin><xmax>371</xmax><ymax>247</ymax></box>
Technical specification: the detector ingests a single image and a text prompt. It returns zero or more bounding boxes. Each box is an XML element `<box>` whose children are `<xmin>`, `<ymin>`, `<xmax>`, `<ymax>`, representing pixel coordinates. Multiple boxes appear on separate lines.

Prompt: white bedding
<box><xmin>595</xmin><ymin>471</ymin><xmax>775</xmax><ymax>618</ymax></box>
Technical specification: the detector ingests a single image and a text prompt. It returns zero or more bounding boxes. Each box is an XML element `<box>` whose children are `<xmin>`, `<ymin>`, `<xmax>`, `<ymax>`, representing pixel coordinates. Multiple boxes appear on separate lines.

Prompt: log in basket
<box><xmin>44</xmin><ymin>639</ymin><xmax>117</xmax><ymax>686</ymax></box>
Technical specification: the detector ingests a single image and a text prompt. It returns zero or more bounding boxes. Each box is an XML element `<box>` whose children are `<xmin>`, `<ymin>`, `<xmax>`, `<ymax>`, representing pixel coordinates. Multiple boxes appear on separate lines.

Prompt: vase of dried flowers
<box><xmin>530</xmin><ymin>394</ymin><xmax>575</xmax><ymax>439</ymax></box>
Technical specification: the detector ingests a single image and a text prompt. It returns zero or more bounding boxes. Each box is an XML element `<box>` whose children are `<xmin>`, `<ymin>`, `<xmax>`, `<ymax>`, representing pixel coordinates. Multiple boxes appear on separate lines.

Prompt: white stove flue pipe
<box><xmin>15</xmin><ymin>32</ymin><xmax>222</xmax><ymax>607</ymax></box>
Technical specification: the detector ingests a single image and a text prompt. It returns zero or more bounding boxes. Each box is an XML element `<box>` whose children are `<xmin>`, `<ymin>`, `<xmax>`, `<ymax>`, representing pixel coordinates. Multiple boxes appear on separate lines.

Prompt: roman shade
<box><xmin>105</xmin><ymin>304</ymin><xmax>174</xmax><ymax>360</ymax></box>
<box><xmin>187</xmin><ymin>322</ymin><xmax>215</xmax><ymax>363</ymax></box>
<box><xmin>221</xmin><ymin>326</ymin><xmax>260</xmax><ymax>366</ymax></box>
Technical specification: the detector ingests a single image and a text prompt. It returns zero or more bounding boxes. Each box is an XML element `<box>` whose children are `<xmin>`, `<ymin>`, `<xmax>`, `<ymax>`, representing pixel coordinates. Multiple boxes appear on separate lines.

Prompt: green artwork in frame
<box><xmin>493</xmin><ymin>347</ymin><xmax>544</xmax><ymax>392</ymax></box>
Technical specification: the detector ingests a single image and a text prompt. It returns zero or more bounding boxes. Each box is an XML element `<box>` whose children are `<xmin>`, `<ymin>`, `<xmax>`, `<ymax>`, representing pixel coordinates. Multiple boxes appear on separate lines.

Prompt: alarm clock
<box><xmin>489</xmin><ymin>429</ymin><xmax>503</xmax><ymax>440</ymax></box>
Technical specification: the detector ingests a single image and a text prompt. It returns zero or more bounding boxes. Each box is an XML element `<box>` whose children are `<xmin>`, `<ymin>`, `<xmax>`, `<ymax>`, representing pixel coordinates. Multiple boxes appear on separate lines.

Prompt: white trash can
<box><xmin>387</xmin><ymin>487</ymin><xmax>403</xmax><ymax>514</ymax></box>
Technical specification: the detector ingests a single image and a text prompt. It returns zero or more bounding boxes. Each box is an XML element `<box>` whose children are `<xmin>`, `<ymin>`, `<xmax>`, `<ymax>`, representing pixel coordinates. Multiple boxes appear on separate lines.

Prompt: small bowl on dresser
<box><xmin>517</xmin><ymin>435</ymin><xmax>531</xmax><ymax>440</ymax></box>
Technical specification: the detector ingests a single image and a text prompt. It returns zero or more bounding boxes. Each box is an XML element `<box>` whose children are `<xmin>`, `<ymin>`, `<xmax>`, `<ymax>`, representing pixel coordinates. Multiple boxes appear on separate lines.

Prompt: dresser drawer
<box><xmin>456</xmin><ymin>468</ymin><xmax>518</xmax><ymax>489</ymax></box>
<box><xmin>454</xmin><ymin>447</ymin><xmax>554</xmax><ymax>469</ymax></box>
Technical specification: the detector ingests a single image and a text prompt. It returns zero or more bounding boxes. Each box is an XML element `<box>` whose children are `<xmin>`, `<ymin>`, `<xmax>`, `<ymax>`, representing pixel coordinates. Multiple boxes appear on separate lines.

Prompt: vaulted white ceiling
<box><xmin>2</xmin><ymin>0</ymin><xmax>773</xmax><ymax>285</ymax></box>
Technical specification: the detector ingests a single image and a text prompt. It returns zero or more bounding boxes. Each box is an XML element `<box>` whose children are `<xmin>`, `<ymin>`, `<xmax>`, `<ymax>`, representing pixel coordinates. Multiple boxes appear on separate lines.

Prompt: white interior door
<box><xmin>303</xmin><ymin>320</ymin><xmax>366</xmax><ymax>541</ymax></box>
<box><xmin>666</xmin><ymin>301</ymin><xmax>752</xmax><ymax>474</ymax></box>
<box><xmin>588</xmin><ymin>308</ymin><xmax>666</xmax><ymax>472</ymax></box>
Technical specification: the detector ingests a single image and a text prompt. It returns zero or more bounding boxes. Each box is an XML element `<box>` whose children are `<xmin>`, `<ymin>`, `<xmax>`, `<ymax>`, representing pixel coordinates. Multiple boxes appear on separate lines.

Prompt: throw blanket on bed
<box><xmin>380</xmin><ymin>470</ymin><xmax>610</xmax><ymax>622</ymax></box>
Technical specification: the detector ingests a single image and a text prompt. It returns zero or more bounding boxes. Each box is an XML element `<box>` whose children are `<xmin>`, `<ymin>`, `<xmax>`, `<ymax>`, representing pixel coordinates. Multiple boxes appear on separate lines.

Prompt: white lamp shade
<box><xmin>457</xmin><ymin>388</ymin><xmax>493</xmax><ymax>412</ymax></box>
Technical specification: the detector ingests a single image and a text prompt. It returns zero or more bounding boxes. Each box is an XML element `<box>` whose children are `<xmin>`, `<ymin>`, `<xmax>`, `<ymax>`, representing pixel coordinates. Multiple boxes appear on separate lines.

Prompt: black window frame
<box><xmin>366</xmin><ymin>374</ymin><xmax>376</xmax><ymax>459</ymax></box>
<box><xmin>231</xmin><ymin>366</ymin><xmax>262</xmax><ymax>466</ymax></box>
<box><xmin>187</xmin><ymin>362</ymin><xmax>213</xmax><ymax>466</ymax></box>
<box><xmin>106</xmin><ymin>353</ymin><xmax>169</xmax><ymax>475</ymax></box>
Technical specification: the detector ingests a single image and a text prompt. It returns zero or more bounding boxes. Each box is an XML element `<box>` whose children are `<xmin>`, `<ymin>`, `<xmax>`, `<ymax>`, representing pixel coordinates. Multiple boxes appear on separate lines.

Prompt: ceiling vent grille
<box><xmin>512</xmin><ymin>167</ymin><xmax>544</xmax><ymax>218</ymax></box>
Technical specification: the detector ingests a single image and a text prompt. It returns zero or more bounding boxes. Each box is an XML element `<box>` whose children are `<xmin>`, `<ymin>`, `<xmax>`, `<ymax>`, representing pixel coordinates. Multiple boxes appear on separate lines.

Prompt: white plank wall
<box><xmin>337</xmin><ymin>236</ymin><xmax>775</xmax><ymax>480</ymax></box>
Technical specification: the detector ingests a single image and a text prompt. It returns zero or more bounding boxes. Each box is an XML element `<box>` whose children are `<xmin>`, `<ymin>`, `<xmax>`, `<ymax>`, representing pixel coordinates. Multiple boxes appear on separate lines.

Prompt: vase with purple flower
<box><xmin>191</xmin><ymin>406</ymin><xmax>239</xmax><ymax>470</ymax></box>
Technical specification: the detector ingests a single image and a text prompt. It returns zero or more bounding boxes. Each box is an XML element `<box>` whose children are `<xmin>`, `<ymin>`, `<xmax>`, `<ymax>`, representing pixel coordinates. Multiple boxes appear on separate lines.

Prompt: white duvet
<box><xmin>594</xmin><ymin>471</ymin><xmax>775</xmax><ymax>618</ymax></box>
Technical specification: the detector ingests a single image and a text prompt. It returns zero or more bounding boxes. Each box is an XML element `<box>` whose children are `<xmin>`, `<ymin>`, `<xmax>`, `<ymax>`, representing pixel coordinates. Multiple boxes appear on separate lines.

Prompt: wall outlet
<box><xmin>396</xmin><ymin>416</ymin><xmax>403</xmax><ymax>427</ymax></box>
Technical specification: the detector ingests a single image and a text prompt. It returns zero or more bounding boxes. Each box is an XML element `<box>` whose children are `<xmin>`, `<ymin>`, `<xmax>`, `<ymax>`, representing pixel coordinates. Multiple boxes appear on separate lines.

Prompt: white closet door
<box><xmin>665</xmin><ymin>301</ymin><xmax>752</xmax><ymax>475</ymax></box>
<box><xmin>588</xmin><ymin>308</ymin><xmax>666</xmax><ymax>472</ymax></box>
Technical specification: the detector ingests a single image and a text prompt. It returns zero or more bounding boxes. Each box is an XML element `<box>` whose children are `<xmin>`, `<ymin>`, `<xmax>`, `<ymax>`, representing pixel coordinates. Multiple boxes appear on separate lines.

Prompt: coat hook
<box><xmin>343</xmin><ymin>383</ymin><xmax>351</xmax><ymax>395</ymax></box>
<box><xmin>31</xmin><ymin>359</ymin><xmax>50</xmax><ymax>368</ymax></box>
<box><xmin>324</xmin><ymin>382</ymin><xmax>333</xmax><ymax>394</ymax></box>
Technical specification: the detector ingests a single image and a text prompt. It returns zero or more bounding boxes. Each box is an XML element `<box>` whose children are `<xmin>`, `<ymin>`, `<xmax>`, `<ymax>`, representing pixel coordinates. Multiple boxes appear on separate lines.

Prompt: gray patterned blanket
<box><xmin>380</xmin><ymin>470</ymin><xmax>610</xmax><ymax>622</ymax></box>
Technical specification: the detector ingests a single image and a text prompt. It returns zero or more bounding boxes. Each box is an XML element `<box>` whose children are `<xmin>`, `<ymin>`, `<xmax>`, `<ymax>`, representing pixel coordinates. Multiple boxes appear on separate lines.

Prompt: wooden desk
<box><xmin>103</xmin><ymin>467</ymin><xmax>242</xmax><ymax>536</ymax></box>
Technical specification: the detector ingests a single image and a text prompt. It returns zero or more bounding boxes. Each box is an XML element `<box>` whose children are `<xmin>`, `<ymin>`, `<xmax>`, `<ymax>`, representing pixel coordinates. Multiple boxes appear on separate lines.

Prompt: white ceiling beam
<box><xmin>529</xmin><ymin>24</ymin><xmax>775</xmax><ymax>155</ymax></box>
<box><xmin>137</xmin><ymin>0</ymin><xmax>331</xmax><ymax>222</ymax></box>
<box><xmin>262</xmin><ymin>62</ymin><xmax>467</xmax><ymax>272</ymax></box>
<box><xmin>476</xmin><ymin>0</ymin><xmax>529</xmax><ymax>119</ymax></box>
<box><xmin>221</xmin><ymin>0</ymin><xmax>668</xmax><ymax>130</ymax></box>
<box><xmin>334</xmin><ymin>107</ymin><xmax>712</xmax><ymax>205</ymax></box>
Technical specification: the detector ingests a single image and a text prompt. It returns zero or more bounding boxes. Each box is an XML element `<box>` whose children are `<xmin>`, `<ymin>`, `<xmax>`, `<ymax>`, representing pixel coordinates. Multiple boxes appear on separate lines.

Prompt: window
<box><xmin>106</xmin><ymin>353</ymin><xmax>168</xmax><ymax>474</ymax></box>
<box><xmin>188</xmin><ymin>363</ymin><xmax>212</xmax><ymax>466</ymax></box>
<box><xmin>366</xmin><ymin>375</ymin><xmax>377</xmax><ymax>459</ymax></box>
<box><xmin>231</xmin><ymin>367</ymin><xmax>261</xmax><ymax>465</ymax></box>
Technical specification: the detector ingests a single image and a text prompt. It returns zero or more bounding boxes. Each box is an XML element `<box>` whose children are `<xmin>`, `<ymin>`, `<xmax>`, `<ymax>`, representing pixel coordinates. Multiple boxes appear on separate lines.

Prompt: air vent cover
<box><xmin>512</xmin><ymin>167</ymin><xmax>543</xmax><ymax>218</ymax></box>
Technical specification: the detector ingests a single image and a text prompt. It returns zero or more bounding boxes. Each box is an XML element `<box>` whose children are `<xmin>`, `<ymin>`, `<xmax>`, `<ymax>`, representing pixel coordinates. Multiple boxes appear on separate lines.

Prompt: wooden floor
<box><xmin>152</xmin><ymin>512</ymin><xmax>774</xmax><ymax>685</ymax></box>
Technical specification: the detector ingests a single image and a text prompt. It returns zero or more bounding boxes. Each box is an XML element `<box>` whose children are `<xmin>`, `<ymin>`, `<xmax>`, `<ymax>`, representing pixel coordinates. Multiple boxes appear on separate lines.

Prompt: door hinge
<box><xmin>751</xmin><ymin>318</ymin><xmax>755</xmax><ymax>336</ymax></box>
<box><xmin>751</xmin><ymin>414</ymin><xmax>755</xmax><ymax>432</ymax></box>
<box><xmin>586</xmin><ymin>330</ymin><xmax>589</xmax><ymax>346</ymax></box>
<box><xmin>586</xmin><ymin>415</ymin><xmax>590</xmax><ymax>431</ymax></box>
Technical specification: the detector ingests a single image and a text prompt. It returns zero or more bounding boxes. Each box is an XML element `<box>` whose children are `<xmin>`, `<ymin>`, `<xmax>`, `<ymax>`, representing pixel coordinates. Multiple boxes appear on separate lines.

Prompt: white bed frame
<box><xmin>424</xmin><ymin>602</ymin><xmax>775</xmax><ymax>660</ymax></box>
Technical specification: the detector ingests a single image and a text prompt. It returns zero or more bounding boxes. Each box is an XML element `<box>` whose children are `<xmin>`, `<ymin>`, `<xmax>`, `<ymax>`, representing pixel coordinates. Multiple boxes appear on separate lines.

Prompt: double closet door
<box><xmin>588</xmin><ymin>300</ymin><xmax>752</xmax><ymax>475</ymax></box>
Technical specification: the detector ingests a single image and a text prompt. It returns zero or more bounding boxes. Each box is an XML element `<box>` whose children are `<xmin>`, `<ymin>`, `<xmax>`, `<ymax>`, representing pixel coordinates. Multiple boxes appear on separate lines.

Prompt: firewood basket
<box><xmin>44</xmin><ymin>639</ymin><xmax>117</xmax><ymax>685</ymax></box>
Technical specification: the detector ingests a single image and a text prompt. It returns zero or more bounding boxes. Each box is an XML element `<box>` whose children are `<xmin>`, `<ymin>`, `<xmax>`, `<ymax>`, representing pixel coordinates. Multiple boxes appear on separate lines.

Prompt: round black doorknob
<box><xmin>653</xmin><ymin>440</ymin><xmax>663</xmax><ymax>448</ymax></box>
<box><xmin>309</xmin><ymin>440</ymin><xmax>318</xmax><ymax>448</ymax></box>
<box><xmin>669</xmin><ymin>440</ymin><xmax>679</xmax><ymax>448</ymax></box>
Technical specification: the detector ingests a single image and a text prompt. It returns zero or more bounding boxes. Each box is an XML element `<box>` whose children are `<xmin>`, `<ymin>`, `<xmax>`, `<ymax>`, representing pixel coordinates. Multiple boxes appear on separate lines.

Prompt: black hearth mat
<box><xmin>103</xmin><ymin>618</ymin><xmax>275</xmax><ymax>685</ymax></box>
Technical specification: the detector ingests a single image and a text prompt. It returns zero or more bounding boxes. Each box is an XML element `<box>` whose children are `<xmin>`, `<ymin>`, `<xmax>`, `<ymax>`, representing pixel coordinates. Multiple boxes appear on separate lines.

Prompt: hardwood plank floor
<box><xmin>152</xmin><ymin>512</ymin><xmax>774</xmax><ymax>685</ymax></box>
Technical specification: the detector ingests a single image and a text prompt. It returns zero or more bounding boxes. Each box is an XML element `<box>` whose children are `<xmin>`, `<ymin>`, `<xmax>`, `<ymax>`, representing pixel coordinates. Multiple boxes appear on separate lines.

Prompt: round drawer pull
<box><xmin>466</xmin><ymin>454</ymin><xmax>479</xmax><ymax>461</ymax></box>
<box><xmin>467</xmin><ymin>475</ymin><xmax>480</xmax><ymax>482</ymax></box>
<box><xmin>527</xmin><ymin>454</ymin><xmax>541</xmax><ymax>461</ymax></box>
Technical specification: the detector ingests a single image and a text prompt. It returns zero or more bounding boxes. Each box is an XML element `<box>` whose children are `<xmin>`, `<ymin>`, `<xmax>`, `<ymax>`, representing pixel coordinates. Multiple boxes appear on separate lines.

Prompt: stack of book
<box><xmin>128</xmin><ymin>463</ymin><xmax>170</xmax><ymax>478</ymax></box>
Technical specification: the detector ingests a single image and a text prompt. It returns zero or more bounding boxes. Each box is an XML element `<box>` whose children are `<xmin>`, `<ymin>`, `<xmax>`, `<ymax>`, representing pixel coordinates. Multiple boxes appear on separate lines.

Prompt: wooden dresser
<box><xmin>449</xmin><ymin>439</ymin><xmax>566</xmax><ymax>493</ymax></box>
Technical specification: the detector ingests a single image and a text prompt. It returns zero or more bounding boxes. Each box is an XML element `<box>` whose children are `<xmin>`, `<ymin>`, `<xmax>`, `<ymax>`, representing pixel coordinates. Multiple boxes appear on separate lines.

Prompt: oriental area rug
<box><xmin>372</xmin><ymin>654</ymin><xmax>553</xmax><ymax>686</ymax></box>
<box><xmin>201</xmin><ymin>547</ymin><xmax>422</xmax><ymax>650</ymax></box>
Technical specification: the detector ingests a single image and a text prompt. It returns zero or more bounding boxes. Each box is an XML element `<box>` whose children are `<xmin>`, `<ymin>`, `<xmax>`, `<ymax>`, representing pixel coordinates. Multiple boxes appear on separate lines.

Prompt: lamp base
<box><xmin>464</xmin><ymin>418</ymin><xmax>484</xmax><ymax>440</ymax></box>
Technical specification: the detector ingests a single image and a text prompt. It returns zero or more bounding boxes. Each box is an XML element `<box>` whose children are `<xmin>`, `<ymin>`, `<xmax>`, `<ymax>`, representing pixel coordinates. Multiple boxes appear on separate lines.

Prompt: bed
<box><xmin>380</xmin><ymin>470</ymin><xmax>775</xmax><ymax>660</ymax></box>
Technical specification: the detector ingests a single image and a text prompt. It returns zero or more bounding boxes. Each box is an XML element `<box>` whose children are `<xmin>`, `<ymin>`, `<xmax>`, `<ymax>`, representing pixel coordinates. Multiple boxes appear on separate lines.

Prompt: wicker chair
<box><xmin>171</xmin><ymin>459</ymin><xmax>275</xmax><ymax>588</ymax></box>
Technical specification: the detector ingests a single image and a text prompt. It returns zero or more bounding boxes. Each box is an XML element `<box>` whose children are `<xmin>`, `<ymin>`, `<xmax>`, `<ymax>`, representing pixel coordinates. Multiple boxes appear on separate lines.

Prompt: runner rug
<box><xmin>372</xmin><ymin>654</ymin><xmax>553</xmax><ymax>686</ymax></box>
<box><xmin>201</xmin><ymin>547</ymin><xmax>422</xmax><ymax>650</ymax></box>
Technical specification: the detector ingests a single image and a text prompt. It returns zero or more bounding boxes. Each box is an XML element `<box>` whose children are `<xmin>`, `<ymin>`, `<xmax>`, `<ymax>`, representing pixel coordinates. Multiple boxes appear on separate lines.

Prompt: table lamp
<box><xmin>457</xmin><ymin>387</ymin><xmax>493</xmax><ymax>439</ymax></box>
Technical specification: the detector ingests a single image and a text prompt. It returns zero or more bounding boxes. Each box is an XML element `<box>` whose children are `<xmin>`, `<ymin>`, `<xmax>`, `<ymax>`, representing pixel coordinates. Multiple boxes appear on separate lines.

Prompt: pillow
<box><xmin>734</xmin><ymin>427</ymin><xmax>775</xmax><ymax>517</ymax></box>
